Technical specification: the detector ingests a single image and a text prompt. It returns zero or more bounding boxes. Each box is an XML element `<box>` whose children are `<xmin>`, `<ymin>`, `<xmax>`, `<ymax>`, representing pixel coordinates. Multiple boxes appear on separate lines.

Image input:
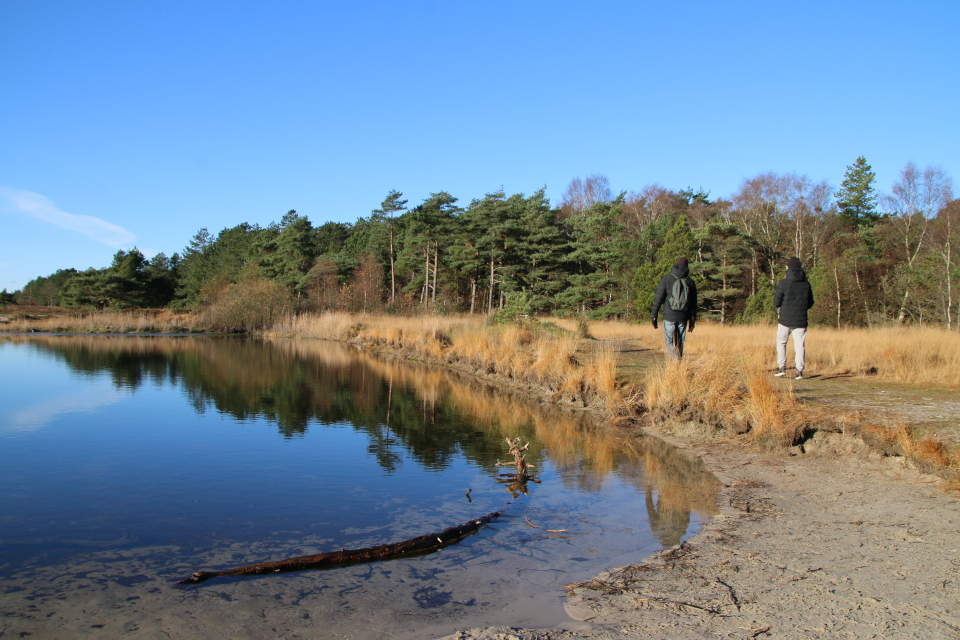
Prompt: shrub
<box><xmin>204</xmin><ymin>277</ymin><xmax>293</xmax><ymax>333</ymax></box>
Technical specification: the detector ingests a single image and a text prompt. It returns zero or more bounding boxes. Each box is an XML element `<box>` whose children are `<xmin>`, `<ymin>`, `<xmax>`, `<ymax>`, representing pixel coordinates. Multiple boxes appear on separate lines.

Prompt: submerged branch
<box><xmin>177</xmin><ymin>510</ymin><xmax>503</xmax><ymax>585</ymax></box>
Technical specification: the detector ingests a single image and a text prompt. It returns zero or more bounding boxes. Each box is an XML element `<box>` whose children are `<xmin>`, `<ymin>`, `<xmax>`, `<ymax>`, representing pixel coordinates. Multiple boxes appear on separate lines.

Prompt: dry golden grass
<box><xmin>808</xmin><ymin>326</ymin><xmax>960</xmax><ymax>388</ymax></box>
<box><xmin>549</xmin><ymin>319</ymin><xmax>960</xmax><ymax>390</ymax></box>
<box><xmin>267</xmin><ymin>312</ymin><xmax>625</xmax><ymax>413</ymax></box>
<box><xmin>644</xmin><ymin>354</ymin><xmax>745</xmax><ymax>426</ymax></box>
<box><xmin>666</xmin><ymin>322</ymin><xmax>960</xmax><ymax>389</ymax></box>
<box><xmin>643</xmin><ymin>351</ymin><xmax>835</xmax><ymax>449</ymax></box>
<box><xmin>10</xmin><ymin>307</ymin><xmax>959</xmax><ymax>390</ymax></box>
<box><xmin>0</xmin><ymin>308</ymin><xmax>206</xmax><ymax>333</ymax></box>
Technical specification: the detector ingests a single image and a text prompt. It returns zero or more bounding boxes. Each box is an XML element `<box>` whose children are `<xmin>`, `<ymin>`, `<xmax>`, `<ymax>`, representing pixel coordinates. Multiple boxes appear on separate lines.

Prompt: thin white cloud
<box><xmin>0</xmin><ymin>187</ymin><xmax>136</xmax><ymax>248</ymax></box>
<box><xmin>4</xmin><ymin>388</ymin><xmax>128</xmax><ymax>434</ymax></box>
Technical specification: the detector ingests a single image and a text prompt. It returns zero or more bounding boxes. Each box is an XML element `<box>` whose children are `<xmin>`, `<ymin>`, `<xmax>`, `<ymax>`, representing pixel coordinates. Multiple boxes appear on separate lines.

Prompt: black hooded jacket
<box><xmin>652</xmin><ymin>264</ymin><xmax>698</xmax><ymax>324</ymax></box>
<box><xmin>774</xmin><ymin>267</ymin><xmax>814</xmax><ymax>328</ymax></box>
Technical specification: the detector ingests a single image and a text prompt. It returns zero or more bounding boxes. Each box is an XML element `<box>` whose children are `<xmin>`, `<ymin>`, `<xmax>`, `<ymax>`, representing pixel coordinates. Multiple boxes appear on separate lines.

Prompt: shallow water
<box><xmin>0</xmin><ymin>335</ymin><xmax>719</xmax><ymax>638</ymax></box>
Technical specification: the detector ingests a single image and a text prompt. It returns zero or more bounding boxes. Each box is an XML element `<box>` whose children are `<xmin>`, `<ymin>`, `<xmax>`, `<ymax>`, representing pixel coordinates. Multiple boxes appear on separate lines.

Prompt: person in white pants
<box><xmin>776</xmin><ymin>324</ymin><xmax>807</xmax><ymax>378</ymax></box>
<box><xmin>773</xmin><ymin>256</ymin><xmax>815</xmax><ymax>380</ymax></box>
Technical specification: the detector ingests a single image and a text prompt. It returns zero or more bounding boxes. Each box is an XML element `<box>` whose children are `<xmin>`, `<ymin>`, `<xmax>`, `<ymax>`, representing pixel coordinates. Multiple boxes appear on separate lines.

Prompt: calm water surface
<box><xmin>0</xmin><ymin>335</ymin><xmax>719</xmax><ymax>639</ymax></box>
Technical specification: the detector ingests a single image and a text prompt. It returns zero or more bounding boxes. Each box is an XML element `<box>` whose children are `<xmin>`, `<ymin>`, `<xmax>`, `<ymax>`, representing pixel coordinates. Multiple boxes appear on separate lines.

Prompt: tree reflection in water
<box><xmin>5</xmin><ymin>333</ymin><xmax>720</xmax><ymax>536</ymax></box>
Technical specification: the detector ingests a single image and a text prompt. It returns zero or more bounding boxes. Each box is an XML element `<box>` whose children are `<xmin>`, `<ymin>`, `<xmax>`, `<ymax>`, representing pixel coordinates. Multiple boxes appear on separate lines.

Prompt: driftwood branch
<box><xmin>496</xmin><ymin>437</ymin><xmax>540</xmax><ymax>499</ymax></box>
<box><xmin>177</xmin><ymin>510</ymin><xmax>502</xmax><ymax>585</ymax></box>
<box><xmin>497</xmin><ymin>437</ymin><xmax>531</xmax><ymax>476</ymax></box>
<box><xmin>525</xmin><ymin>517</ymin><xmax>568</xmax><ymax>537</ymax></box>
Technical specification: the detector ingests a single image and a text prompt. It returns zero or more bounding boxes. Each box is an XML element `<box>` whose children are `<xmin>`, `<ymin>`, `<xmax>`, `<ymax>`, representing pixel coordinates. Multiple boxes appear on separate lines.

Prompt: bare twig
<box><xmin>524</xmin><ymin>517</ymin><xmax>568</xmax><ymax>536</ymax></box>
<box><xmin>636</xmin><ymin>596</ymin><xmax>720</xmax><ymax>615</ymax></box>
<box><xmin>716</xmin><ymin>578</ymin><xmax>740</xmax><ymax>611</ymax></box>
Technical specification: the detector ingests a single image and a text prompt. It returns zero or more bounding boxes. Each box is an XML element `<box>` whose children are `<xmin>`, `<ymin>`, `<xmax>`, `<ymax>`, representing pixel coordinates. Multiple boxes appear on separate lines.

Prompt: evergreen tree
<box><xmin>59</xmin><ymin>249</ymin><xmax>151</xmax><ymax>309</ymax></box>
<box><xmin>513</xmin><ymin>189</ymin><xmax>570</xmax><ymax>313</ymax></box>
<box><xmin>557</xmin><ymin>197</ymin><xmax>627</xmax><ymax>318</ymax></box>
<box><xmin>371</xmin><ymin>190</ymin><xmax>408</xmax><ymax>302</ymax></box>
<box><xmin>174</xmin><ymin>228</ymin><xmax>215</xmax><ymax>306</ymax></box>
<box><xmin>395</xmin><ymin>192</ymin><xmax>459</xmax><ymax>309</ymax></box>
<box><xmin>19</xmin><ymin>268</ymin><xmax>78</xmax><ymax>305</ymax></box>
<box><xmin>460</xmin><ymin>190</ymin><xmax>518</xmax><ymax>313</ymax></box>
<box><xmin>142</xmin><ymin>252</ymin><xmax>177</xmax><ymax>307</ymax></box>
<box><xmin>836</xmin><ymin>156</ymin><xmax>879</xmax><ymax>228</ymax></box>
<box><xmin>632</xmin><ymin>214</ymin><xmax>698</xmax><ymax>320</ymax></box>
<box><xmin>314</xmin><ymin>221</ymin><xmax>352</xmax><ymax>255</ymax></box>
<box><xmin>696</xmin><ymin>220</ymin><xmax>748</xmax><ymax>324</ymax></box>
<box><xmin>447</xmin><ymin>198</ymin><xmax>495</xmax><ymax>314</ymax></box>
<box><xmin>739</xmin><ymin>276</ymin><xmax>776</xmax><ymax>324</ymax></box>
<box><xmin>60</xmin><ymin>268</ymin><xmax>109</xmax><ymax>309</ymax></box>
<box><xmin>257</xmin><ymin>210</ymin><xmax>316</xmax><ymax>299</ymax></box>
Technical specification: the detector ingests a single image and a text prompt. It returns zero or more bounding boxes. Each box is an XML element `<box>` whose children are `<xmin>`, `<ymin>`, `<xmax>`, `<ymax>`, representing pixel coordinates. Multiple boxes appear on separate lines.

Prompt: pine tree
<box><xmin>513</xmin><ymin>189</ymin><xmax>570</xmax><ymax>313</ymax></box>
<box><xmin>696</xmin><ymin>221</ymin><xmax>748</xmax><ymax>324</ymax></box>
<box><xmin>557</xmin><ymin>198</ymin><xmax>627</xmax><ymax>318</ymax></box>
<box><xmin>836</xmin><ymin>156</ymin><xmax>879</xmax><ymax>228</ymax></box>
<box><xmin>633</xmin><ymin>214</ymin><xmax>698</xmax><ymax>320</ymax></box>
<box><xmin>371</xmin><ymin>190</ymin><xmax>408</xmax><ymax>302</ymax></box>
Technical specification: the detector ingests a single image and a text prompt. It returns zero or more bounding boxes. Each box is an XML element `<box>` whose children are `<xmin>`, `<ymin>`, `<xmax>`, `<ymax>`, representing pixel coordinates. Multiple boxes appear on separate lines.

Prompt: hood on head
<box><xmin>671</xmin><ymin>264</ymin><xmax>690</xmax><ymax>278</ymax></box>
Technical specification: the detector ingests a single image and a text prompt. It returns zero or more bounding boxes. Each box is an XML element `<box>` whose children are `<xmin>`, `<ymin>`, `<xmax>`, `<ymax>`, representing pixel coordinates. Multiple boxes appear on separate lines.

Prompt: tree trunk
<box><xmin>487</xmin><ymin>257</ymin><xmax>495</xmax><ymax>314</ymax></box>
<box><xmin>855</xmin><ymin>266</ymin><xmax>871</xmax><ymax>328</ymax></box>
<box><xmin>720</xmin><ymin>256</ymin><xmax>728</xmax><ymax>325</ymax></box>
<box><xmin>389</xmin><ymin>229</ymin><xmax>396</xmax><ymax>303</ymax></box>
<box><xmin>422</xmin><ymin>246</ymin><xmax>430</xmax><ymax>306</ymax></box>
<box><xmin>177</xmin><ymin>511</ymin><xmax>503</xmax><ymax>585</ymax></box>
<box><xmin>833</xmin><ymin>263</ymin><xmax>841</xmax><ymax>329</ymax></box>
<box><xmin>898</xmin><ymin>290</ymin><xmax>909</xmax><ymax>324</ymax></box>
<box><xmin>432</xmin><ymin>241</ymin><xmax>438</xmax><ymax>304</ymax></box>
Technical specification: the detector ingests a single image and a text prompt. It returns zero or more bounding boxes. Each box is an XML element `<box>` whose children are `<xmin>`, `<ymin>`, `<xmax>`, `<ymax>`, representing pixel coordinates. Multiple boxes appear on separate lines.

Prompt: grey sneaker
<box><xmin>794</xmin><ymin>369</ymin><xmax>803</xmax><ymax>380</ymax></box>
<box><xmin>774</xmin><ymin>368</ymin><xmax>786</xmax><ymax>377</ymax></box>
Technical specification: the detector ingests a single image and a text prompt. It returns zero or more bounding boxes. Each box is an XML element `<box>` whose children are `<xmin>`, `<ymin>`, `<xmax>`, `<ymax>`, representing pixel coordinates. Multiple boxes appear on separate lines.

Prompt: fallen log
<box><xmin>176</xmin><ymin>509</ymin><xmax>503</xmax><ymax>585</ymax></box>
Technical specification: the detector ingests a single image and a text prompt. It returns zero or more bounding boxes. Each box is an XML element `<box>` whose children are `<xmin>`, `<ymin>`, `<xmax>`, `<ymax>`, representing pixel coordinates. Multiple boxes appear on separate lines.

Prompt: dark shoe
<box><xmin>774</xmin><ymin>368</ymin><xmax>786</xmax><ymax>377</ymax></box>
<box><xmin>794</xmin><ymin>370</ymin><xmax>803</xmax><ymax>380</ymax></box>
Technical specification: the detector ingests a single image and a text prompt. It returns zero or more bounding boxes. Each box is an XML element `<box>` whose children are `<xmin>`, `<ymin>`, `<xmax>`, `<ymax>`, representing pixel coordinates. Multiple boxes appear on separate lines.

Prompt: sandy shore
<box><xmin>443</xmin><ymin>428</ymin><xmax>960</xmax><ymax>640</ymax></box>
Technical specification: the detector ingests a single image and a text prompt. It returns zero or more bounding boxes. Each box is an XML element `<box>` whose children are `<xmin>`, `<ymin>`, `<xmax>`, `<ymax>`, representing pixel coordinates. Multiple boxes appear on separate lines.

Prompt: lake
<box><xmin>0</xmin><ymin>334</ymin><xmax>719</xmax><ymax>638</ymax></box>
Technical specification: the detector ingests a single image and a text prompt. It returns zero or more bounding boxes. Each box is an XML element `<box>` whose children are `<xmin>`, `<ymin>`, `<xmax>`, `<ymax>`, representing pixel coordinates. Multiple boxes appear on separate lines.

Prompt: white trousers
<box><xmin>776</xmin><ymin>324</ymin><xmax>807</xmax><ymax>372</ymax></box>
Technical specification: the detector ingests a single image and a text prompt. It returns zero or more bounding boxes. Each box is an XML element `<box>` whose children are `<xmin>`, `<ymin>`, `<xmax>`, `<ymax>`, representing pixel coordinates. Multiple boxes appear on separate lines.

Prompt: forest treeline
<box><xmin>10</xmin><ymin>157</ymin><xmax>960</xmax><ymax>330</ymax></box>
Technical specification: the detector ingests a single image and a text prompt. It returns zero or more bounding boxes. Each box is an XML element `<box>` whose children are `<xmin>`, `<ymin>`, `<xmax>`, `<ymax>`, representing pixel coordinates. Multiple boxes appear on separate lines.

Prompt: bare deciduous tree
<box><xmin>622</xmin><ymin>184</ymin><xmax>676</xmax><ymax>238</ymax></box>
<box><xmin>933</xmin><ymin>199</ymin><xmax>960</xmax><ymax>330</ymax></box>
<box><xmin>345</xmin><ymin>254</ymin><xmax>386</xmax><ymax>314</ymax></box>
<box><xmin>307</xmin><ymin>257</ymin><xmax>340</xmax><ymax>311</ymax></box>
<box><xmin>881</xmin><ymin>163</ymin><xmax>954</xmax><ymax>322</ymax></box>
<box><xmin>730</xmin><ymin>172</ymin><xmax>796</xmax><ymax>283</ymax></box>
<box><xmin>559</xmin><ymin>174</ymin><xmax>612</xmax><ymax>219</ymax></box>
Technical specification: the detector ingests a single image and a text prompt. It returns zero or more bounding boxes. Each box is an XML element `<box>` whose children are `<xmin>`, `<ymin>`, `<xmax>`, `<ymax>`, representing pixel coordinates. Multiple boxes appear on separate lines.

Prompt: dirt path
<box><xmin>443</xmin><ymin>341</ymin><xmax>960</xmax><ymax>640</ymax></box>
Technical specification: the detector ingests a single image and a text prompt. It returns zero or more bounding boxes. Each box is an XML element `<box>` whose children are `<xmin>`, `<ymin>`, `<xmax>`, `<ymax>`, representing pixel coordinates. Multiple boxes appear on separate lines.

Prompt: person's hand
<box><xmin>651</xmin><ymin>318</ymin><xmax>657</xmax><ymax>330</ymax></box>
<box><xmin>688</xmin><ymin>322</ymin><xmax>695</xmax><ymax>333</ymax></box>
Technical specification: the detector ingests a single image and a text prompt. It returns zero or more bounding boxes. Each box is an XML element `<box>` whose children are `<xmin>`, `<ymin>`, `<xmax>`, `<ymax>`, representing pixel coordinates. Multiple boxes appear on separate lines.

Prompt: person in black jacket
<box><xmin>773</xmin><ymin>256</ymin><xmax>815</xmax><ymax>379</ymax></box>
<box><xmin>651</xmin><ymin>257</ymin><xmax>697</xmax><ymax>361</ymax></box>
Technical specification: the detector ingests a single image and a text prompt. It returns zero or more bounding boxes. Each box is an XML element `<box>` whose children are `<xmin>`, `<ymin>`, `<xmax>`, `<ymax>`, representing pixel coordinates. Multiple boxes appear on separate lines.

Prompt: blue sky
<box><xmin>2</xmin><ymin>0</ymin><xmax>958</xmax><ymax>292</ymax></box>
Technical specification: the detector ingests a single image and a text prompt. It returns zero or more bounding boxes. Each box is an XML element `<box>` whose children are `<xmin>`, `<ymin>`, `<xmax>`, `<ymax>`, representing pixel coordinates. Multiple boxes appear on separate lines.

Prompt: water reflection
<box><xmin>7</xmin><ymin>334</ymin><xmax>720</xmax><ymax>526</ymax></box>
<box><xmin>0</xmin><ymin>334</ymin><xmax>721</xmax><ymax>638</ymax></box>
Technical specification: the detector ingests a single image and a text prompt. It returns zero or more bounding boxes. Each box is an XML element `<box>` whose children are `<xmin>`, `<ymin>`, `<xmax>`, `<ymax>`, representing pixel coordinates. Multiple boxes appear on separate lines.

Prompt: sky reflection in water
<box><xmin>0</xmin><ymin>335</ymin><xmax>720</xmax><ymax>638</ymax></box>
